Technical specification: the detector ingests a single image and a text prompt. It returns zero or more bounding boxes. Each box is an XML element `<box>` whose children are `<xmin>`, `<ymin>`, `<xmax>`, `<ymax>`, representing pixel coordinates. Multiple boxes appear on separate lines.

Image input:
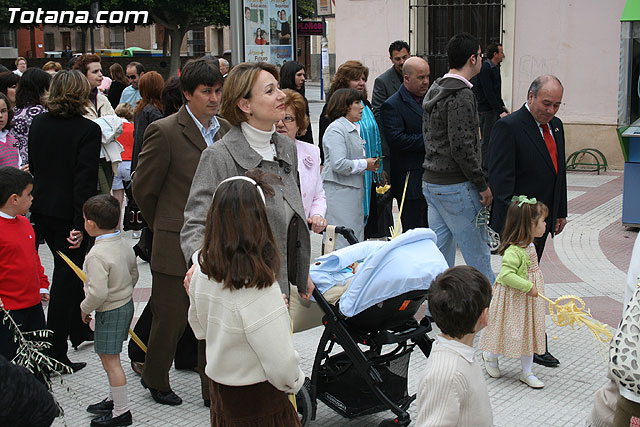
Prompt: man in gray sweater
<box><xmin>421</xmin><ymin>32</ymin><xmax>495</xmax><ymax>283</ymax></box>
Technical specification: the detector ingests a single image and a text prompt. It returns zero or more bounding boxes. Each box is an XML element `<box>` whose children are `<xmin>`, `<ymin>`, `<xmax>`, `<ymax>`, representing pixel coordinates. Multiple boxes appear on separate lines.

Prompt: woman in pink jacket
<box><xmin>276</xmin><ymin>89</ymin><xmax>327</xmax><ymax>234</ymax></box>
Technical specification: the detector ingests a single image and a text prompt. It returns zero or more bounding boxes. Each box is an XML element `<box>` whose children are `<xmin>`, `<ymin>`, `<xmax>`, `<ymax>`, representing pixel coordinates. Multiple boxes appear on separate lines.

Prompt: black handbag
<box><xmin>364</xmin><ymin>184</ymin><xmax>393</xmax><ymax>239</ymax></box>
<box><xmin>122</xmin><ymin>181</ymin><xmax>145</xmax><ymax>231</ymax></box>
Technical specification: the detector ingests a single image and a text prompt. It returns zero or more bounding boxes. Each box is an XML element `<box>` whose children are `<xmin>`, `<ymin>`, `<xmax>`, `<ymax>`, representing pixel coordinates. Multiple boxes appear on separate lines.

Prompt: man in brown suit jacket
<box><xmin>133</xmin><ymin>59</ymin><xmax>231</xmax><ymax>406</ymax></box>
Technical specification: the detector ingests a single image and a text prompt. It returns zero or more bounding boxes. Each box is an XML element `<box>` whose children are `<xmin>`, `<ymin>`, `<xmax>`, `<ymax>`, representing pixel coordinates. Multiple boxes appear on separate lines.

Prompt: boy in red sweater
<box><xmin>0</xmin><ymin>166</ymin><xmax>50</xmax><ymax>362</ymax></box>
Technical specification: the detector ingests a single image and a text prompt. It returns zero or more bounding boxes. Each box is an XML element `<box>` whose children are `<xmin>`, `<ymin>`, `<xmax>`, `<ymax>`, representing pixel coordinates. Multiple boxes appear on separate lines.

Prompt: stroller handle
<box><xmin>307</xmin><ymin>222</ymin><xmax>359</xmax><ymax>245</ymax></box>
<box><xmin>333</xmin><ymin>226</ymin><xmax>359</xmax><ymax>245</ymax></box>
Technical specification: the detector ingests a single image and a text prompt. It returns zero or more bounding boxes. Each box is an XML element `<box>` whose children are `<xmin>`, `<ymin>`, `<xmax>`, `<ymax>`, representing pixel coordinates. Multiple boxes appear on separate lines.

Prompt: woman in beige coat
<box><xmin>73</xmin><ymin>54</ymin><xmax>118</xmax><ymax>194</ymax></box>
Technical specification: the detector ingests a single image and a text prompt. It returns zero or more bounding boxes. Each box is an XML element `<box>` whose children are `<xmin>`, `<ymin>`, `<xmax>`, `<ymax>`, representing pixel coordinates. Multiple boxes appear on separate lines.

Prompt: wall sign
<box><xmin>297</xmin><ymin>21</ymin><xmax>323</xmax><ymax>36</ymax></box>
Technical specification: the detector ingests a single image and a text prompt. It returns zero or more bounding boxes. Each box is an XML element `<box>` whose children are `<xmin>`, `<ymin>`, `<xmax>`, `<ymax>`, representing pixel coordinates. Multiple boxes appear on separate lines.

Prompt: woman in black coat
<box><xmin>28</xmin><ymin>70</ymin><xmax>101</xmax><ymax>371</ymax></box>
<box><xmin>130</xmin><ymin>71</ymin><xmax>164</xmax><ymax>173</ymax></box>
<box><xmin>279</xmin><ymin>61</ymin><xmax>314</xmax><ymax>145</ymax></box>
<box><xmin>107</xmin><ymin>63</ymin><xmax>128</xmax><ymax>109</ymax></box>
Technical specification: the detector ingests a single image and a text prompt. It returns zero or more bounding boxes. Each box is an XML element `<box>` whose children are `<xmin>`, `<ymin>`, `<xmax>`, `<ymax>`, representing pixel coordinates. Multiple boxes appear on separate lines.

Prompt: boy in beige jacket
<box><xmin>80</xmin><ymin>194</ymin><xmax>138</xmax><ymax>427</ymax></box>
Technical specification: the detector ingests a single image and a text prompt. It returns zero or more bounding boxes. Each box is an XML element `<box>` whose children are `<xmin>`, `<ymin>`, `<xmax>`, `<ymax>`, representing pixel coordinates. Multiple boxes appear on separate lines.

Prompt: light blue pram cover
<box><xmin>309</xmin><ymin>228</ymin><xmax>449</xmax><ymax>318</ymax></box>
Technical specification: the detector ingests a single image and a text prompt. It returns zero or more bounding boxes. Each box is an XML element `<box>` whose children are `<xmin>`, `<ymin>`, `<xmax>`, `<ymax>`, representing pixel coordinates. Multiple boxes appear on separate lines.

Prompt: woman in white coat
<box><xmin>321</xmin><ymin>88</ymin><xmax>380</xmax><ymax>249</ymax></box>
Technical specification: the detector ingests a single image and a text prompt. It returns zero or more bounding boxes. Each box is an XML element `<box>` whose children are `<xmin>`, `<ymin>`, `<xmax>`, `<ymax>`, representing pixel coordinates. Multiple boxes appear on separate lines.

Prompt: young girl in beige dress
<box><xmin>479</xmin><ymin>196</ymin><xmax>548</xmax><ymax>389</ymax></box>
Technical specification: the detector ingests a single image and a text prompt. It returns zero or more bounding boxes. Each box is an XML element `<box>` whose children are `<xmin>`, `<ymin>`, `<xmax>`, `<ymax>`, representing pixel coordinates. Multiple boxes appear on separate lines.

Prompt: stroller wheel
<box><xmin>487</xmin><ymin>226</ymin><xmax>500</xmax><ymax>253</ymax></box>
<box><xmin>379</xmin><ymin>417</ymin><xmax>410</xmax><ymax>427</ymax></box>
<box><xmin>296</xmin><ymin>382</ymin><xmax>313</xmax><ymax>427</ymax></box>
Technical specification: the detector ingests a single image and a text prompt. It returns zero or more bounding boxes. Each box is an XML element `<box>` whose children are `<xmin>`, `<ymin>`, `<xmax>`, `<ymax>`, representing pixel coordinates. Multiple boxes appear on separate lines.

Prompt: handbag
<box><xmin>122</xmin><ymin>180</ymin><xmax>145</xmax><ymax>231</ymax></box>
<box><xmin>364</xmin><ymin>177</ymin><xmax>393</xmax><ymax>239</ymax></box>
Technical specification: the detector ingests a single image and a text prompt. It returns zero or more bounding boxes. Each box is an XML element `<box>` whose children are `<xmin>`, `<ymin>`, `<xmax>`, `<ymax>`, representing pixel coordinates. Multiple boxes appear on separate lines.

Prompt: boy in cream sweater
<box><xmin>416</xmin><ymin>266</ymin><xmax>493</xmax><ymax>427</ymax></box>
<box><xmin>80</xmin><ymin>194</ymin><xmax>138</xmax><ymax>427</ymax></box>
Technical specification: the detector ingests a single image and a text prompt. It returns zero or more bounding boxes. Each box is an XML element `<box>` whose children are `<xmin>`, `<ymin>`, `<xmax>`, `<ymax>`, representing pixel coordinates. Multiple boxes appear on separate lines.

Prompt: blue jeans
<box><xmin>422</xmin><ymin>181</ymin><xmax>495</xmax><ymax>283</ymax></box>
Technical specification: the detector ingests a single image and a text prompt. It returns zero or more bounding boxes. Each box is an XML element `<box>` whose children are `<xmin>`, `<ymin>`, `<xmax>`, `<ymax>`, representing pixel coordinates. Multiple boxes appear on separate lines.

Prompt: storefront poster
<box><xmin>271</xmin><ymin>46</ymin><xmax>292</xmax><ymax>67</ymax></box>
<box><xmin>243</xmin><ymin>0</ymin><xmax>294</xmax><ymax>67</ymax></box>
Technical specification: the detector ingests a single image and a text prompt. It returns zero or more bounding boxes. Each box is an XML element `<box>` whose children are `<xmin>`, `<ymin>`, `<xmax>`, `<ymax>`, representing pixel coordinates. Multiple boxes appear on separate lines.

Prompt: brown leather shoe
<box><xmin>130</xmin><ymin>361</ymin><xmax>144</xmax><ymax>376</ymax></box>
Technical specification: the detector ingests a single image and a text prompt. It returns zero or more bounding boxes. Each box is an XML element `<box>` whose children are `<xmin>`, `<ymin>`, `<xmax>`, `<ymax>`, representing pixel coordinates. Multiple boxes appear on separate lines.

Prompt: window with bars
<box><xmin>410</xmin><ymin>0</ymin><xmax>503</xmax><ymax>80</ymax></box>
<box><xmin>0</xmin><ymin>29</ymin><xmax>16</xmax><ymax>48</ymax></box>
<box><xmin>188</xmin><ymin>29</ymin><xmax>205</xmax><ymax>57</ymax></box>
<box><xmin>44</xmin><ymin>33</ymin><xmax>55</xmax><ymax>51</ymax></box>
<box><xmin>110</xmin><ymin>27</ymin><xmax>125</xmax><ymax>50</ymax></box>
<box><xmin>76</xmin><ymin>31</ymin><xmax>85</xmax><ymax>52</ymax></box>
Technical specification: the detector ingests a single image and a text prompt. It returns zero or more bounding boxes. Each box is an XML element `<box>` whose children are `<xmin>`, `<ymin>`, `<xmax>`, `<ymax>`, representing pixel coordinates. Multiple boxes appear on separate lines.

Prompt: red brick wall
<box><xmin>17</xmin><ymin>27</ymin><xmax>45</xmax><ymax>58</ymax></box>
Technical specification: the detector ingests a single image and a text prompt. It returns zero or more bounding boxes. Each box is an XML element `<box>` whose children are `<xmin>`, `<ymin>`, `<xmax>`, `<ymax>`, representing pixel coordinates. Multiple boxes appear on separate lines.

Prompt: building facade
<box><xmin>0</xmin><ymin>24</ymin><xmax>231</xmax><ymax>60</ymax></box>
<box><xmin>334</xmin><ymin>0</ymin><xmax>626</xmax><ymax>168</ymax></box>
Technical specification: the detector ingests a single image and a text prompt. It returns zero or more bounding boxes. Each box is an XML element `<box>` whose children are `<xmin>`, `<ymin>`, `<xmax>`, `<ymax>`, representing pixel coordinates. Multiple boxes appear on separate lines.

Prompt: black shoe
<box><xmin>545</xmin><ymin>351</ymin><xmax>560</xmax><ymax>365</ymax></box>
<box><xmin>72</xmin><ymin>330</ymin><xmax>95</xmax><ymax>350</ymax></box>
<box><xmin>52</xmin><ymin>356</ymin><xmax>87</xmax><ymax>374</ymax></box>
<box><xmin>66</xmin><ymin>361</ymin><xmax>87</xmax><ymax>373</ymax></box>
<box><xmin>87</xmin><ymin>398</ymin><xmax>114</xmax><ymax>415</ymax></box>
<box><xmin>140</xmin><ymin>378</ymin><xmax>182</xmax><ymax>405</ymax></box>
<box><xmin>204</xmin><ymin>399</ymin><xmax>210</xmax><ymax>408</ymax></box>
<box><xmin>90</xmin><ymin>410</ymin><xmax>132</xmax><ymax>426</ymax></box>
<box><xmin>533</xmin><ymin>351</ymin><xmax>560</xmax><ymax>367</ymax></box>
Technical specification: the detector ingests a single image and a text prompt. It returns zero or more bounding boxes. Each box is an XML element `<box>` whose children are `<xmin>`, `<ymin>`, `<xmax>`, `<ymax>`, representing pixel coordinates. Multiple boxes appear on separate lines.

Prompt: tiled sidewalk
<box><xmin>41</xmin><ymin>170</ymin><xmax>635</xmax><ymax>426</ymax></box>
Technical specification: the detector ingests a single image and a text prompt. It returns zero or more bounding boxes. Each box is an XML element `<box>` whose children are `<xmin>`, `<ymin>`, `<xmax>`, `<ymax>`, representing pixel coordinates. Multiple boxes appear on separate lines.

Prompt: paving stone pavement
<box><xmin>38</xmin><ymin>169</ymin><xmax>635</xmax><ymax>427</ymax></box>
<box><xmin>33</xmin><ymin>88</ymin><xmax>635</xmax><ymax>426</ymax></box>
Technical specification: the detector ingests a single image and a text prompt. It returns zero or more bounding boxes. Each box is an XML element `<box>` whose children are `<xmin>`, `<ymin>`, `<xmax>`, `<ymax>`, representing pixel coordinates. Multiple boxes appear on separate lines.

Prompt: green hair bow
<box><xmin>511</xmin><ymin>195</ymin><xmax>537</xmax><ymax>207</ymax></box>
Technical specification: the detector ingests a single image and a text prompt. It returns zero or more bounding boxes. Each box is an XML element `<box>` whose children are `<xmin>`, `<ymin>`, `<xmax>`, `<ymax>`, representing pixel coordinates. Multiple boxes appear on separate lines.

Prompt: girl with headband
<box><xmin>187</xmin><ymin>169</ymin><xmax>304</xmax><ymax>426</ymax></box>
<box><xmin>479</xmin><ymin>195</ymin><xmax>550</xmax><ymax>389</ymax></box>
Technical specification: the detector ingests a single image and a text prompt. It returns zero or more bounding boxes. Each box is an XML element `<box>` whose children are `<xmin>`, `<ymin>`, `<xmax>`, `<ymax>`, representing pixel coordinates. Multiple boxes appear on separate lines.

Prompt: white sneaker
<box><xmin>520</xmin><ymin>372</ymin><xmax>544</xmax><ymax>388</ymax></box>
<box><xmin>482</xmin><ymin>352</ymin><xmax>501</xmax><ymax>378</ymax></box>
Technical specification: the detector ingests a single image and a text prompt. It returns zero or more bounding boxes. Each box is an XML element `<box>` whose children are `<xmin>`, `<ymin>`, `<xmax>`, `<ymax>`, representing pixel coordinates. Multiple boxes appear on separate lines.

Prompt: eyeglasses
<box><xmin>127</xmin><ymin>75</ymin><xmax>137</xmax><ymax>80</ymax></box>
<box><xmin>282</xmin><ymin>115</ymin><xmax>295</xmax><ymax>123</ymax></box>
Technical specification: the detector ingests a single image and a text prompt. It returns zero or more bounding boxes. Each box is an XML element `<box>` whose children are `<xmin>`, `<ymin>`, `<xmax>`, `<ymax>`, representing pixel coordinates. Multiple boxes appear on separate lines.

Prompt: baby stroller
<box><xmin>295</xmin><ymin>227</ymin><xmax>449</xmax><ymax>426</ymax></box>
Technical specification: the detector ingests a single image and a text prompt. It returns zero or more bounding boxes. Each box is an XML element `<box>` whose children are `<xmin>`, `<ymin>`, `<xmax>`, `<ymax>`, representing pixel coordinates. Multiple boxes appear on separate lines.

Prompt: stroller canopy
<box><xmin>310</xmin><ymin>228</ymin><xmax>448</xmax><ymax>318</ymax></box>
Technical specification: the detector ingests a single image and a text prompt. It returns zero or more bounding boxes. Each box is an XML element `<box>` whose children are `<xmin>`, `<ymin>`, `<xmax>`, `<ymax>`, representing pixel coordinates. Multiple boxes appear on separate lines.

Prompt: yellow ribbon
<box><xmin>288</xmin><ymin>319</ymin><xmax>297</xmax><ymax>411</ymax></box>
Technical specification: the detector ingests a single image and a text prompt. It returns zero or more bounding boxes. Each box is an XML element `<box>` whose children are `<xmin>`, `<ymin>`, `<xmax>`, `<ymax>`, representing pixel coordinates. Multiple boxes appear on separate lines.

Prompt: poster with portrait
<box><xmin>243</xmin><ymin>0</ymin><xmax>294</xmax><ymax>67</ymax></box>
<box><xmin>269</xmin><ymin>0</ymin><xmax>292</xmax><ymax>46</ymax></box>
<box><xmin>244</xmin><ymin>1</ymin><xmax>269</xmax><ymax>52</ymax></box>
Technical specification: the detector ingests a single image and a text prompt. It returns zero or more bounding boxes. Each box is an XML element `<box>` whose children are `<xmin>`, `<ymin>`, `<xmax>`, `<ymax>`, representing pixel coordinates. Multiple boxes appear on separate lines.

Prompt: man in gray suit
<box><xmin>133</xmin><ymin>58</ymin><xmax>231</xmax><ymax>406</ymax></box>
<box><xmin>372</xmin><ymin>40</ymin><xmax>411</xmax><ymax>173</ymax></box>
<box><xmin>372</xmin><ymin>40</ymin><xmax>411</xmax><ymax>118</ymax></box>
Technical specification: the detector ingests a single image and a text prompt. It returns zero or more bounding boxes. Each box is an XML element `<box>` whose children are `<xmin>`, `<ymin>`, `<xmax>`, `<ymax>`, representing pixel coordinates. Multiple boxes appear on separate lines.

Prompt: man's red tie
<box><xmin>540</xmin><ymin>123</ymin><xmax>558</xmax><ymax>173</ymax></box>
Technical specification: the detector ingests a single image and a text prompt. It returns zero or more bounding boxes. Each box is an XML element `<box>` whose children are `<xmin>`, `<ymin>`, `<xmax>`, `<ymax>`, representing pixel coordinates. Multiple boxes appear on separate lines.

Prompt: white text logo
<box><xmin>8</xmin><ymin>8</ymin><xmax>149</xmax><ymax>25</ymax></box>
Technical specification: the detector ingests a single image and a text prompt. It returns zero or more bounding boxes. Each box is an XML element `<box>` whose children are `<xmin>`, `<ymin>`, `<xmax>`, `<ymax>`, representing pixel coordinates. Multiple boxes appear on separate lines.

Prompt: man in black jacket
<box><xmin>476</xmin><ymin>43</ymin><xmax>508</xmax><ymax>172</ymax></box>
<box><xmin>380</xmin><ymin>56</ymin><xmax>430</xmax><ymax>230</ymax></box>
<box><xmin>489</xmin><ymin>75</ymin><xmax>568</xmax><ymax>368</ymax></box>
